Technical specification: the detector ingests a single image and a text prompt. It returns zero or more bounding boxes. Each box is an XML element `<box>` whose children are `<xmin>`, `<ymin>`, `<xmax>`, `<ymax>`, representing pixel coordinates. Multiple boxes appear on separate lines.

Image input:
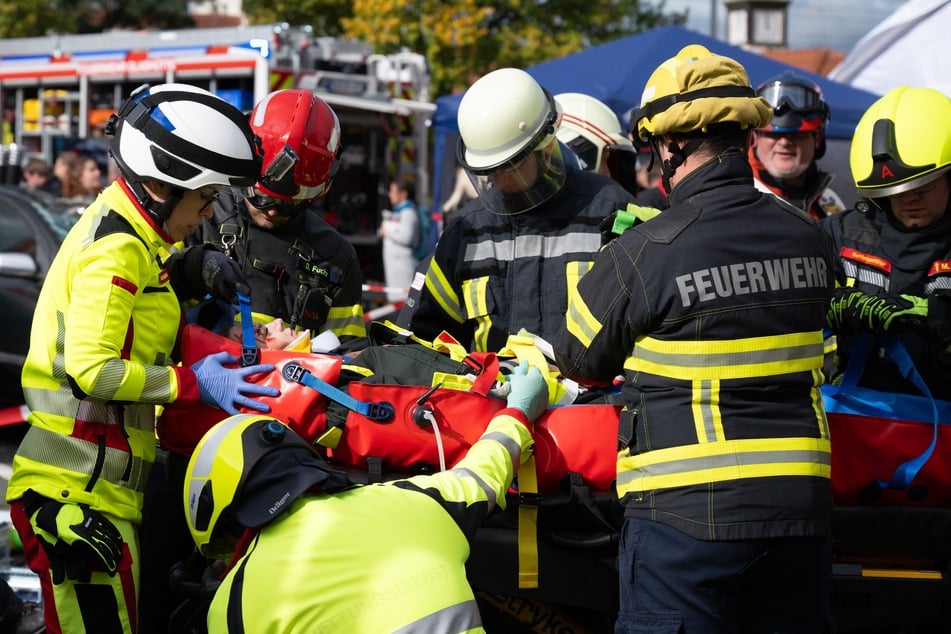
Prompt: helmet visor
<box><xmin>566</xmin><ymin>136</ymin><xmax>600</xmax><ymax>172</ymax></box>
<box><xmin>466</xmin><ymin>136</ymin><xmax>566</xmax><ymax>215</ymax></box>
<box><xmin>758</xmin><ymin>82</ymin><xmax>822</xmax><ymax>113</ymax></box>
<box><xmin>245</xmin><ymin>188</ymin><xmax>310</xmax><ymax>217</ymax></box>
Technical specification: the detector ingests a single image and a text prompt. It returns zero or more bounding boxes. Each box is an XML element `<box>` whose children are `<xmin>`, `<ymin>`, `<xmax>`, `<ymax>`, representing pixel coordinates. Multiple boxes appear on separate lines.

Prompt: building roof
<box><xmin>759</xmin><ymin>47</ymin><xmax>846</xmax><ymax>76</ymax></box>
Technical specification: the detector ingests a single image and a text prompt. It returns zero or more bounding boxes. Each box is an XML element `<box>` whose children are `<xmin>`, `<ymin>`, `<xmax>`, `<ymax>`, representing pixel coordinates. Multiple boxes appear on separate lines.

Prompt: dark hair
<box><xmin>669</xmin><ymin>123</ymin><xmax>752</xmax><ymax>157</ymax></box>
<box><xmin>395</xmin><ymin>174</ymin><xmax>416</xmax><ymax>201</ymax></box>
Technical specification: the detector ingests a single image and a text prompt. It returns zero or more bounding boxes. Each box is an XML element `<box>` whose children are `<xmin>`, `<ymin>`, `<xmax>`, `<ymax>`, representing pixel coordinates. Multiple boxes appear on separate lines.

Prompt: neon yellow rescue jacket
<box><xmin>208</xmin><ymin>411</ymin><xmax>533</xmax><ymax>634</ymax></box>
<box><xmin>7</xmin><ymin>179</ymin><xmax>202</xmax><ymax>523</ymax></box>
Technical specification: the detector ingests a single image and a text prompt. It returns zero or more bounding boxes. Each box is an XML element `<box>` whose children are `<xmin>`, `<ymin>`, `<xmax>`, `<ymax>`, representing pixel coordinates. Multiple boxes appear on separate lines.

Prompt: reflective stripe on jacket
<box><xmin>208</xmin><ymin>412</ymin><xmax>532</xmax><ymax>633</ymax></box>
<box><xmin>409</xmin><ymin>166</ymin><xmax>636</xmax><ymax>351</ymax></box>
<box><xmin>8</xmin><ymin>179</ymin><xmax>191</xmax><ymax>522</ymax></box>
<box><xmin>554</xmin><ymin>149</ymin><xmax>835</xmax><ymax>541</ymax></box>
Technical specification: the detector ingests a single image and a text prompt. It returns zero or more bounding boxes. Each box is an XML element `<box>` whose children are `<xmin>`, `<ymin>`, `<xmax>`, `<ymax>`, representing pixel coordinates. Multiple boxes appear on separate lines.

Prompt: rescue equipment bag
<box><xmin>823</xmin><ymin>333</ymin><xmax>951</xmax><ymax>507</ymax></box>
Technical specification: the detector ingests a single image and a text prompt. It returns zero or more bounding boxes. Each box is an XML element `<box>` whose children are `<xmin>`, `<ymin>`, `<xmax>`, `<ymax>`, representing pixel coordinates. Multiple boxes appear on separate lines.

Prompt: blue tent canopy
<box><xmin>432</xmin><ymin>25</ymin><xmax>879</xmax><ymax>208</ymax></box>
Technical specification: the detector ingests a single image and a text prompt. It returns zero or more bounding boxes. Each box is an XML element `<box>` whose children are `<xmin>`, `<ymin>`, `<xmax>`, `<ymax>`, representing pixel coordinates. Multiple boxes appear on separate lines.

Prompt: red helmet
<box><xmin>249</xmin><ymin>90</ymin><xmax>341</xmax><ymax>203</ymax></box>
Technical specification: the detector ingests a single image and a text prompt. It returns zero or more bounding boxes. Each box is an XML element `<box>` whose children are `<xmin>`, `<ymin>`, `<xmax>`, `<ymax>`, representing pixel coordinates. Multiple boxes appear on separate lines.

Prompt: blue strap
<box><xmin>878</xmin><ymin>334</ymin><xmax>940</xmax><ymax>490</ymax></box>
<box><xmin>235</xmin><ymin>290</ymin><xmax>260</xmax><ymax>367</ymax></box>
<box><xmin>282</xmin><ymin>362</ymin><xmax>394</xmax><ymax>422</ymax></box>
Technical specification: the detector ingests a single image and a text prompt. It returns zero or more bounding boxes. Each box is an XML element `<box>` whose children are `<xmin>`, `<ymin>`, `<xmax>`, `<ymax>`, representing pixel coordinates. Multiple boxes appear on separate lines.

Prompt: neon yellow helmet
<box><xmin>184</xmin><ymin>414</ymin><xmax>350</xmax><ymax>559</ymax></box>
<box><xmin>850</xmin><ymin>86</ymin><xmax>951</xmax><ymax>198</ymax></box>
<box><xmin>630</xmin><ymin>44</ymin><xmax>772</xmax><ymax>146</ymax></box>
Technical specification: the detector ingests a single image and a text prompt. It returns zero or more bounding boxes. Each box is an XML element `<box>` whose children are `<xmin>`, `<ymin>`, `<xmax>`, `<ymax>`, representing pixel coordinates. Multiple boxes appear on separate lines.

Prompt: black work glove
<box><xmin>166</xmin><ymin>245</ymin><xmax>249</xmax><ymax>303</ymax></box>
<box><xmin>169</xmin><ymin>550</ymin><xmax>225</xmax><ymax>599</ymax></box>
<box><xmin>30</xmin><ymin>499</ymin><xmax>123</xmax><ymax>584</ymax></box>
<box><xmin>200</xmin><ymin>248</ymin><xmax>249</xmax><ymax>303</ymax></box>
<box><xmin>826</xmin><ymin>288</ymin><xmax>928</xmax><ymax>334</ymax></box>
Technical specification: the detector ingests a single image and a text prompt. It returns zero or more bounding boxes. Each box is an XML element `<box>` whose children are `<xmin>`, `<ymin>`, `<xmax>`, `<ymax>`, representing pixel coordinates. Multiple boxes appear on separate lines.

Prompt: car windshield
<box><xmin>23</xmin><ymin>193</ymin><xmax>79</xmax><ymax>241</ymax></box>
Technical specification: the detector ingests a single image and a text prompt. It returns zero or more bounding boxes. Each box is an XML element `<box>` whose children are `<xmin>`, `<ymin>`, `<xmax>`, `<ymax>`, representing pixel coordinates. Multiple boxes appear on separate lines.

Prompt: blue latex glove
<box><xmin>506</xmin><ymin>360</ymin><xmax>548</xmax><ymax>423</ymax></box>
<box><xmin>191</xmin><ymin>351</ymin><xmax>279</xmax><ymax>415</ymax></box>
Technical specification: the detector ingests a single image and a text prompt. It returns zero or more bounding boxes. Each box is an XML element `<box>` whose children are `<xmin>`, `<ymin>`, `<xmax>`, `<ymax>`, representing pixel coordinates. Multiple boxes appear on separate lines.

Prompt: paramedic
<box><xmin>183</xmin><ymin>361</ymin><xmax>547</xmax><ymax>633</ymax></box>
<box><xmin>822</xmin><ymin>86</ymin><xmax>951</xmax><ymax>399</ymax></box>
<box><xmin>5</xmin><ymin>83</ymin><xmax>278</xmax><ymax>634</ymax></box>
<box><xmin>407</xmin><ymin>67</ymin><xmax>636</xmax><ymax>352</ymax></box>
<box><xmin>750</xmin><ymin>71</ymin><xmax>846</xmax><ymax>219</ymax></box>
<box><xmin>552</xmin><ymin>45</ymin><xmax>836</xmax><ymax>632</ymax></box>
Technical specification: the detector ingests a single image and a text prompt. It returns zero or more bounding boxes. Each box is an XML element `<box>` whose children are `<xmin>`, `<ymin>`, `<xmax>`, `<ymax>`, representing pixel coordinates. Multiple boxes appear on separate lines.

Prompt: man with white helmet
<box><xmin>5</xmin><ymin>83</ymin><xmax>278</xmax><ymax>633</ymax></box>
<box><xmin>555</xmin><ymin>92</ymin><xmax>639</xmax><ymax>194</ymax></box>
<box><xmin>407</xmin><ymin>68</ymin><xmax>636</xmax><ymax>352</ymax></box>
<box><xmin>553</xmin><ymin>45</ymin><xmax>835</xmax><ymax>631</ymax></box>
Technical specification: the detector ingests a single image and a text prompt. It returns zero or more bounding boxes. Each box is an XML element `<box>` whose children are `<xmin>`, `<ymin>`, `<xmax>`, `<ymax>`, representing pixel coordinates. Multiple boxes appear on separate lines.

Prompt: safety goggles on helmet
<box><xmin>246</xmin><ymin>189</ymin><xmax>311</xmax><ymax>217</ymax></box>
<box><xmin>758</xmin><ymin>81</ymin><xmax>823</xmax><ymax>114</ymax></box>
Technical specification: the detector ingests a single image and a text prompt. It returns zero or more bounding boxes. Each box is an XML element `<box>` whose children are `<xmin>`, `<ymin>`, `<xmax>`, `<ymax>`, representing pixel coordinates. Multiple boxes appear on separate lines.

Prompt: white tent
<box><xmin>829</xmin><ymin>0</ymin><xmax>951</xmax><ymax>96</ymax></box>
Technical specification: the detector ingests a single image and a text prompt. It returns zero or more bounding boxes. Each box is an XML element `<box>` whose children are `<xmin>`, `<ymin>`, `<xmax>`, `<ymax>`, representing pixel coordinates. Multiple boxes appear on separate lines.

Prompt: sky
<box><xmin>661</xmin><ymin>0</ymin><xmax>907</xmax><ymax>53</ymax></box>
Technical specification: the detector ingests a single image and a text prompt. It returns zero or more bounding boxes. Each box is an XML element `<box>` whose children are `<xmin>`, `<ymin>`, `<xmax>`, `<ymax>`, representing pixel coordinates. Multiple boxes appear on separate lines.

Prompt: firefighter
<box><xmin>822</xmin><ymin>86</ymin><xmax>951</xmax><ymax>399</ymax></box>
<box><xmin>5</xmin><ymin>83</ymin><xmax>278</xmax><ymax>634</ymax></box>
<box><xmin>184</xmin><ymin>89</ymin><xmax>366</xmax><ymax>347</ymax></box>
<box><xmin>181</xmin><ymin>361</ymin><xmax>547</xmax><ymax>633</ymax></box>
<box><xmin>554</xmin><ymin>91</ymin><xmax>639</xmax><ymax>195</ymax></box>
<box><xmin>552</xmin><ymin>45</ymin><xmax>836</xmax><ymax>632</ymax></box>
<box><xmin>407</xmin><ymin>67</ymin><xmax>636</xmax><ymax>352</ymax></box>
<box><xmin>750</xmin><ymin>71</ymin><xmax>846</xmax><ymax>219</ymax></box>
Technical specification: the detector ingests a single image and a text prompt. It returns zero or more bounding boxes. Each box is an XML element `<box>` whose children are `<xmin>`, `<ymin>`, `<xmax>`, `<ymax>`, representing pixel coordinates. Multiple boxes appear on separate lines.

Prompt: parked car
<box><xmin>0</xmin><ymin>186</ymin><xmax>78</xmax><ymax>409</ymax></box>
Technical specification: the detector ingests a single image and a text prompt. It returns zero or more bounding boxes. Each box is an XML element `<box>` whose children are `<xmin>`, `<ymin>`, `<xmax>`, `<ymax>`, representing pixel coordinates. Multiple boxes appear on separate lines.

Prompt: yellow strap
<box><xmin>517</xmin><ymin>456</ymin><xmax>540</xmax><ymax>589</ymax></box>
<box><xmin>314</xmin><ymin>426</ymin><xmax>342</xmax><ymax>449</ymax></box>
<box><xmin>500</xmin><ymin>334</ymin><xmax>567</xmax><ymax>405</ymax></box>
<box><xmin>430</xmin><ymin>372</ymin><xmax>476</xmax><ymax>391</ymax></box>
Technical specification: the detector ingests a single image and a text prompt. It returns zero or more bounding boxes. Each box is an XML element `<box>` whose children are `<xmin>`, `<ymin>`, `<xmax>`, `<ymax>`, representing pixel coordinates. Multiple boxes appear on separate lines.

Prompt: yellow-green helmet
<box><xmin>630</xmin><ymin>44</ymin><xmax>773</xmax><ymax>146</ymax></box>
<box><xmin>850</xmin><ymin>86</ymin><xmax>951</xmax><ymax>198</ymax></box>
<box><xmin>184</xmin><ymin>414</ymin><xmax>350</xmax><ymax>559</ymax></box>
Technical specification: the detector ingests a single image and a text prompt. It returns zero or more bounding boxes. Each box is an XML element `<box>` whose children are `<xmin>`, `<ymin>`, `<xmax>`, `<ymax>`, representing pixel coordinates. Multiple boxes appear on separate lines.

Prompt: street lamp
<box><xmin>725</xmin><ymin>0</ymin><xmax>791</xmax><ymax>48</ymax></box>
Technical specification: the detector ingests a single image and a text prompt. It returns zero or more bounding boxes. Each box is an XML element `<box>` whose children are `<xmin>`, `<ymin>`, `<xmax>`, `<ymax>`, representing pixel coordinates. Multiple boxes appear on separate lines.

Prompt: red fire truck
<box><xmin>0</xmin><ymin>23</ymin><xmax>435</xmax><ymax>281</ymax></box>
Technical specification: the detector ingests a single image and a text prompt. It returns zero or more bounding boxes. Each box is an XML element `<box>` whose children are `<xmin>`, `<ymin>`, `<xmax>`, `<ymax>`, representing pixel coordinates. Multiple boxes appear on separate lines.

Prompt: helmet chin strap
<box><xmin>653</xmin><ymin>137</ymin><xmax>704</xmax><ymax>193</ymax></box>
<box><xmin>128</xmin><ymin>180</ymin><xmax>185</xmax><ymax>230</ymax></box>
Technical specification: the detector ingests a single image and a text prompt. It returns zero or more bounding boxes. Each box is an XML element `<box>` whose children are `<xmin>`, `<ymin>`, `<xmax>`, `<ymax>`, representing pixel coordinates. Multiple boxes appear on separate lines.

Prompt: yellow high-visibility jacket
<box><xmin>8</xmin><ymin>179</ymin><xmax>201</xmax><ymax>523</ymax></box>
<box><xmin>208</xmin><ymin>411</ymin><xmax>533</xmax><ymax>634</ymax></box>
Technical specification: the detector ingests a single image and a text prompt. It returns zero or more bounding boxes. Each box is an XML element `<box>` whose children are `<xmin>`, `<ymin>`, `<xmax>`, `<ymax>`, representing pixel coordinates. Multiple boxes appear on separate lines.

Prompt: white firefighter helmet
<box><xmin>456</xmin><ymin>68</ymin><xmax>567</xmax><ymax>215</ymax></box>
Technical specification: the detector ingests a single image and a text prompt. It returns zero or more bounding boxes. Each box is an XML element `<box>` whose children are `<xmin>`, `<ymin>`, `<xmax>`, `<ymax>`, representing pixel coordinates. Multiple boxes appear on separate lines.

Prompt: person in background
<box><xmin>408</xmin><ymin>68</ymin><xmax>636</xmax><ymax>351</ymax></box>
<box><xmin>39</xmin><ymin>152</ymin><xmax>76</xmax><ymax>198</ymax></box>
<box><xmin>554</xmin><ymin>91</ymin><xmax>639</xmax><ymax>195</ymax></box>
<box><xmin>378</xmin><ymin>174</ymin><xmax>420</xmax><ymax>304</ymax></box>
<box><xmin>553</xmin><ymin>45</ymin><xmax>835</xmax><ymax>632</ymax></box>
<box><xmin>182</xmin><ymin>361</ymin><xmax>547</xmax><ymax>633</ymax></box>
<box><xmin>750</xmin><ymin>71</ymin><xmax>846</xmax><ymax>219</ymax></box>
<box><xmin>61</xmin><ymin>155</ymin><xmax>103</xmax><ymax>210</ymax></box>
<box><xmin>5</xmin><ymin>83</ymin><xmax>277</xmax><ymax>634</ymax></box>
<box><xmin>822</xmin><ymin>86</ymin><xmax>951</xmax><ymax>399</ymax></box>
<box><xmin>441</xmin><ymin>165</ymin><xmax>477</xmax><ymax>220</ymax></box>
<box><xmin>20</xmin><ymin>157</ymin><xmax>52</xmax><ymax>193</ymax></box>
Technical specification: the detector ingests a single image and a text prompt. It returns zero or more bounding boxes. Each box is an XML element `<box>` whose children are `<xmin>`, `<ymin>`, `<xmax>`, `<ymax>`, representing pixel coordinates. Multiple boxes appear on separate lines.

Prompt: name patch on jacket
<box><xmin>839</xmin><ymin>247</ymin><xmax>891</xmax><ymax>274</ymax></box>
<box><xmin>675</xmin><ymin>257</ymin><xmax>828</xmax><ymax>307</ymax></box>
